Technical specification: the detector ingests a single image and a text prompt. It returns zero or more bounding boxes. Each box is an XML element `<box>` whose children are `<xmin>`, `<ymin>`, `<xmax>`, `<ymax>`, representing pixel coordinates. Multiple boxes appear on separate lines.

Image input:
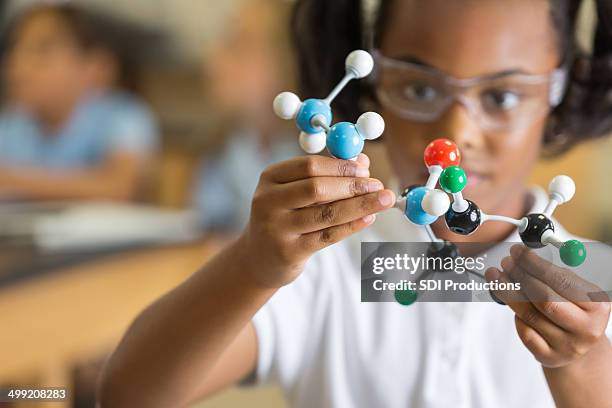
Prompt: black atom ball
<box><xmin>444</xmin><ymin>200</ymin><xmax>482</xmax><ymax>235</ymax></box>
<box><xmin>519</xmin><ymin>213</ymin><xmax>554</xmax><ymax>249</ymax></box>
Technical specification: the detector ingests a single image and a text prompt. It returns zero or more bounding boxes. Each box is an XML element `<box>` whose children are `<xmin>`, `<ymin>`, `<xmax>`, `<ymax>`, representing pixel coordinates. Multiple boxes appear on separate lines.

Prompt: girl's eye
<box><xmin>401</xmin><ymin>83</ymin><xmax>439</xmax><ymax>102</ymax></box>
<box><xmin>482</xmin><ymin>90</ymin><xmax>521</xmax><ymax>111</ymax></box>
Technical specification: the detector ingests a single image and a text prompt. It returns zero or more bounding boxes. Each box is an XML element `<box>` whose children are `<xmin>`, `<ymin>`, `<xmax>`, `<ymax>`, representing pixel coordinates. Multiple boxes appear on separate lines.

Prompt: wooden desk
<box><xmin>0</xmin><ymin>240</ymin><xmax>227</xmax><ymax>408</ymax></box>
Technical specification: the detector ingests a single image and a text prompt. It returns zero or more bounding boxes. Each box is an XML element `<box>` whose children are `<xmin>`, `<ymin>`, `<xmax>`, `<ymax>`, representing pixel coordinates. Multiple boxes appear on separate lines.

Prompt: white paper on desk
<box><xmin>33</xmin><ymin>203</ymin><xmax>201</xmax><ymax>252</ymax></box>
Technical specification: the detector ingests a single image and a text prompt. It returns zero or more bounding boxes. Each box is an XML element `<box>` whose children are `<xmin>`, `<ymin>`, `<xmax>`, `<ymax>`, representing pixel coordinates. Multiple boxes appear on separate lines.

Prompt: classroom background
<box><xmin>0</xmin><ymin>1</ymin><xmax>609</xmax><ymax>407</ymax></box>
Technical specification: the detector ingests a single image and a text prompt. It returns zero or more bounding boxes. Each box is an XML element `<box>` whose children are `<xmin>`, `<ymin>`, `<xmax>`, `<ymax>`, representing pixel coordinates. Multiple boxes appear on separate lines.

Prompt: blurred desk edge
<box><xmin>0</xmin><ymin>238</ymin><xmax>229</xmax><ymax>407</ymax></box>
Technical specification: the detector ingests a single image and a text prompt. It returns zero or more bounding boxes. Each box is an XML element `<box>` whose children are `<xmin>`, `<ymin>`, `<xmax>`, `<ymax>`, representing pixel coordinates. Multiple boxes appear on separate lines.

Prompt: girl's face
<box><xmin>5</xmin><ymin>11</ymin><xmax>104</xmax><ymax>114</ymax></box>
<box><xmin>378</xmin><ymin>0</ymin><xmax>560</xmax><ymax>216</ymax></box>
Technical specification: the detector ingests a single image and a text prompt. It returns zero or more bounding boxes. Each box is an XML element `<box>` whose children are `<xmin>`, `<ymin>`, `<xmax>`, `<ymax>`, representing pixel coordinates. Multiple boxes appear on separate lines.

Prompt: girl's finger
<box><xmin>509</xmin><ymin>245</ymin><xmax>600</xmax><ymax>309</ymax></box>
<box><xmin>262</xmin><ymin>155</ymin><xmax>370</xmax><ymax>184</ymax></box>
<box><xmin>288</xmin><ymin>190</ymin><xmax>395</xmax><ymax>233</ymax></box>
<box><xmin>486</xmin><ymin>267</ymin><xmax>524</xmax><ymax>304</ymax></box>
<box><xmin>298</xmin><ymin>213</ymin><xmax>377</xmax><ymax>252</ymax></box>
<box><xmin>501</xmin><ymin>256</ymin><xmax>589</xmax><ymax>333</ymax></box>
<box><xmin>514</xmin><ymin>315</ymin><xmax>557</xmax><ymax>366</ymax></box>
<box><xmin>354</xmin><ymin>153</ymin><xmax>370</xmax><ymax>168</ymax></box>
<box><xmin>486</xmin><ymin>268</ymin><xmax>568</xmax><ymax>350</ymax></box>
<box><xmin>265</xmin><ymin>176</ymin><xmax>384</xmax><ymax>209</ymax></box>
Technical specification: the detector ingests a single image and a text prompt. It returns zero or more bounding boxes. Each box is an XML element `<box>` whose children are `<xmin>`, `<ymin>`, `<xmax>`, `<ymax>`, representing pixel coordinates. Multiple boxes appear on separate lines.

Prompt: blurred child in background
<box><xmin>191</xmin><ymin>0</ymin><xmax>300</xmax><ymax>231</ymax></box>
<box><xmin>0</xmin><ymin>3</ymin><xmax>158</xmax><ymax>202</ymax></box>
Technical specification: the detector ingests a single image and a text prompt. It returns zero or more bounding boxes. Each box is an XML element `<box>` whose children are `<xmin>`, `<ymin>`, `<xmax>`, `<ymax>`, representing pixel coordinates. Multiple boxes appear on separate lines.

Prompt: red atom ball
<box><xmin>424</xmin><ymin>138</ymin><xmax>461</xmax><ymax>168</ymax></box>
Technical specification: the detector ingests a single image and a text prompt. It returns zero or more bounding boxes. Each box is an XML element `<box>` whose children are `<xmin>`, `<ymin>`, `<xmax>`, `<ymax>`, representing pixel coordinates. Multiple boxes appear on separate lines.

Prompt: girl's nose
<box><xmin>434</xmin><ymin>101</ymin><xmax>486</xmax><ymax>153</ymax></box>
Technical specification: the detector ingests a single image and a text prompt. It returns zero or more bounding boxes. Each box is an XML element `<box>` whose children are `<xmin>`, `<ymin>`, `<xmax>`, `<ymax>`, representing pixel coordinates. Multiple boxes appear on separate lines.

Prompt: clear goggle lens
<box><xmin>372</xmin><ymin>50</ymin><xmax>567</xmax><ymax>132</ymax></box>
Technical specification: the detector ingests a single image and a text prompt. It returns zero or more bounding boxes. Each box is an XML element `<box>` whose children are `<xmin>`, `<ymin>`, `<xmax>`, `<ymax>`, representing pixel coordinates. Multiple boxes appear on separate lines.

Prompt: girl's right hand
<box><xmin>238</xmin><ymin>153</ymin><xmax>396</xmax><ymax>289</ymax></box>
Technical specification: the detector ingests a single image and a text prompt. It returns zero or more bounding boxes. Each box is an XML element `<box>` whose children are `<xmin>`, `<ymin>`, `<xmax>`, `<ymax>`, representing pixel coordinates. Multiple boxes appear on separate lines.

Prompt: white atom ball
<box><xmin>299</xmin><ymin>131</ymin><xmax>327</xmax><ymax>154</ymax></box>
<box><xmin>356</xmin><ymin>112</ymin><xmax>385</xmax><ymax>140</ymax></box>
<box><xmin>273</xmin><ymin>92</ymin><xmax>302</xmax><ymax>120</ymax></box>
<box><xmin>346</xmin><ymin>50</ymin><xmax>374</xmax><ymax>79</ymax></box>
<box><xmin>422</xmin><ymin>189</ymin><xmax>450</xmax><ymax>217</ymax></box>
<box><xmin>548</xmin><ymin>175</ymin><xmax>575</xmax><ymax>203</ymax></box>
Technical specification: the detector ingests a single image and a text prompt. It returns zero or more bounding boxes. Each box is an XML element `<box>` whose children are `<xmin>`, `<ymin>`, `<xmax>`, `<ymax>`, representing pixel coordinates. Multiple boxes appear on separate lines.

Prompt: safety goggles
<box><xmin>371</xmin><ymin>49</ymin><xmax>567</xmax><ymax>132</ymax></box>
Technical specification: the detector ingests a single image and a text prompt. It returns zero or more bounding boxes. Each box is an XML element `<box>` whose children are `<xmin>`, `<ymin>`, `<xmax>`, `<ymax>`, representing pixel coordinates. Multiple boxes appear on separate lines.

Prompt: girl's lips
<box><xmin>465</xmin><ymin>171</ymin><xmax>489</xmax><ymax>188</ymax></box>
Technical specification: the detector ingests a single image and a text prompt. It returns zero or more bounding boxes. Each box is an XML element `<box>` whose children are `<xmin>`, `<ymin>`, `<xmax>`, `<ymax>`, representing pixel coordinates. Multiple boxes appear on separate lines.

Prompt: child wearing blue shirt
<box><xmin>0</xmin><ymin>4</ymin><xmax>158</xmax><ymax>201</ymax></box>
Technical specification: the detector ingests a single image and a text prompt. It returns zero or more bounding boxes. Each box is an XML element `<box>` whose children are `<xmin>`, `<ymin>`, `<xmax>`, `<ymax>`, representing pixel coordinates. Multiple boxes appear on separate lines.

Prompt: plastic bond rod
<box><xmin>481</xmin><ymin>213</ymin><xmax>526</xmax><ymax>229</ymax></box>
<box><xmin>394</xmin><ymin>197</ymin><xmax>407</xmax><ymax>213</ymax></box>
<box><xmin>543</xmin><ymin>196</ymin><xmax>560</xmax><ymax>217</ymax></box>
<box><xmin>311</xmin><ymin>114</ymin><xmax>331</xmax><ymax>132</ymax></box>
<box><xmin>425</xmin><ymin>165</ymin><xmax>443</xmax><ymax>189</ymax></box>
<box><xmin>451</xmin><ymin>192</ymin><xmax>469</xmax><ymax>213</ymax></box>
<box><xmin>324</xmin><ymin>72</ymin><xmax>356</xmax><ymax>105</ymax></box>
<box><xmin>541</xmin><ymin>229</ymin><xmax>563</xmax><ymax>249</ymax></box>
<box><xmin>544</xmin><ymin>176</ymin><xmax>575</xmax><ymax>217</ymax></box>
<box><xmin>424</xmin><ymin>224</ymin><xmax>443</xmax><ymax>244</ymax></box>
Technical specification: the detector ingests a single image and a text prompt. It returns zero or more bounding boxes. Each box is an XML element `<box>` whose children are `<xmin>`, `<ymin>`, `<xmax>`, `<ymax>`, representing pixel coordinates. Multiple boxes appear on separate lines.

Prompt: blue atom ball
<box><xmin>326</xmin><ymin>122</ymin><xmax>365</xmax><ymax>160</ymax></box>
<box><xmin>296</xmin><ymin>99</ymin><xmax>332</xmax><ymax>134</ymax></box>
<box><xmin>406</xmin><ymin>186</ymin><xmax>438</xmax><ymax>225</ymax></box>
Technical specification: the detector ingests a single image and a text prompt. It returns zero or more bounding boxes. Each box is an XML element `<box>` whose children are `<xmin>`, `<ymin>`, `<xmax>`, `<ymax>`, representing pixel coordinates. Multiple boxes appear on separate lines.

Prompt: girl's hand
<box><xmin>239</xmin><ymin>154</ymin><xmax>396</xmax><ymax>289</ymax></box>
<box><xmin>486</xmin><ymin>245</ymin><xmax>611</xmax><ymax>368</ymax></box>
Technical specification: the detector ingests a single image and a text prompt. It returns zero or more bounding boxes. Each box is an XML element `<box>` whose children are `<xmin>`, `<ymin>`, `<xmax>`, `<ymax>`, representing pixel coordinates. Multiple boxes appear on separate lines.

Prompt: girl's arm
<box><xmin>97</xmin><ymin>237</ymin><xmax>273</xmax><ymax>408</ymax></box>
<box><xmin>0</xmin><ymin>152</ymin><xmax>147</xmax><ymax>202</ymax></box>
<box><xmin>97</xmin><ymin>154</ymin><xmax>395</xmax><ymax>407</ymax></box>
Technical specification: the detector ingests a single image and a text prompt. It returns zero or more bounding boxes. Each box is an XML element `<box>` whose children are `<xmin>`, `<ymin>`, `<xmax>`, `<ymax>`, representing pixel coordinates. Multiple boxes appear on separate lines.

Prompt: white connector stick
<box><xmin>394</xmin><ymin>197</ymin><xmax>407</xmax><ymax>213</ymax></box>
<box><xmin>544</xmin><ymin>175</ymin><xmax>576</xmax><ymax>217</ymax></box>
<box><xmin>481</xmin><ymin>213</ymin><xmax>526</xmax><ymax>229</ymax></box>
<box><xmin>311</xmin><ymin>114</ymin><xmax>331</xmax><ymax>132</ymax></box>
<box><xmin>424</xmin><ymin>224</ymin><xmax>443</xmax><ymax>244</ymax></box>
<box><xmin>541</xmin><ymin>229</ymin><xmax>563</xmax><ymax>248</ymax></box>
<box><xmin>451</xmin><ymin>192</ymin><xmax>469</xmax><ymax>213</ymax></box>
<box><xmin>324</xmin><ymin>50</ymin><xmax>374</xmax><ymax>105</ymax></box>
<box><xmin>324</xmin><ymin>73</ymin><xmax>355</xmax><ymax>105</ymax></box>
<box><xmin>425</xmin><ymin>165</ymin><xmax>443</xmax><ymax>190</ymax></box>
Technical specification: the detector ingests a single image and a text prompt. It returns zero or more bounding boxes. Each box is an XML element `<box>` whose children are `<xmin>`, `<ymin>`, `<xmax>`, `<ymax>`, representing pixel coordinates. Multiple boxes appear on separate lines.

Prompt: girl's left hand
<box><xmin>486</xmin><ymin>245</ymin><xmax>611</xmax><ymax>368</ymax></box>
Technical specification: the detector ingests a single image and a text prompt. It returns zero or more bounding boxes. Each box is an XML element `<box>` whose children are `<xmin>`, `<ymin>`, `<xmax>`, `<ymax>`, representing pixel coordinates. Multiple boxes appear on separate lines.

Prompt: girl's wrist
<box><xmin>543</xmin><ymin>335</ymin><xmax>612</xmax><ymax>407</ymax></box>
<box><xmin>544</xmin><ymin>335</ymin><xmax>612</xmax><ymax>374</ymax></box>
<box><xmin>232</xmin><ymin>230</ymin><xmax>303</xmax><ymax>291</ymax></box>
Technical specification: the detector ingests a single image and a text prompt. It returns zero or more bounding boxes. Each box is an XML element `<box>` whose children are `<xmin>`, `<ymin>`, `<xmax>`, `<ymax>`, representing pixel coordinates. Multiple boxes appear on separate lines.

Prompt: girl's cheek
<box><xmin>494</xmin><ymin>121</ymin><xmax>545</xmax><ymax>164</ymax></box>
<box><xmin>488</xmin><ymin>122</ymin><xmax>546</xmax><ymax>192</ymax></box>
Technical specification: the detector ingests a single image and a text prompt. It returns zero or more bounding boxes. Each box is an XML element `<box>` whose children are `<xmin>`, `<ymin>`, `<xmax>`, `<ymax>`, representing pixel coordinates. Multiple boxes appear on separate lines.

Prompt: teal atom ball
<box><xmin>326</xmin><ymin>122</ymin><xmax>365</xmax><ymax>160</ymax></box>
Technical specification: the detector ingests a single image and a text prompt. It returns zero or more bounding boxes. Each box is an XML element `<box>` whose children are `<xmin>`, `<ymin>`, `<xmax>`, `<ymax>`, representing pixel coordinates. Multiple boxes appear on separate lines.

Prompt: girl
<box><xmin>99</xmin><ymin>0</ymin><xmax>612</xmax><ymax>407</ymax></box>
<box><xmin>0</xmin><ymin>4</ymin><xmax>158</xmax><ymax>201</ymax></box>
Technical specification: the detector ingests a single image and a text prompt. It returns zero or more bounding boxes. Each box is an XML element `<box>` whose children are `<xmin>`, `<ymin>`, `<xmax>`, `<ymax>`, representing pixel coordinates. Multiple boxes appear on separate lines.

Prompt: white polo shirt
<box><xmin>250</xmin><ymin>187</ymin><xmax>612</xmax><ymax>408</ymax></box>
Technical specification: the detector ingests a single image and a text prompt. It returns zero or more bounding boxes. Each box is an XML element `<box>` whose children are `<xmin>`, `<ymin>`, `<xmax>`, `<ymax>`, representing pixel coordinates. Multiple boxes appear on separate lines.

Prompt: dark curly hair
<box><xmin>1</xmin><ymin>3</ymin><xmax>166</xmax><ymax>93</ymax></box>
<box><xmin>291</xmin><ymin>0</ymin><xmax>612</xmax><ymax>155</ymax></box>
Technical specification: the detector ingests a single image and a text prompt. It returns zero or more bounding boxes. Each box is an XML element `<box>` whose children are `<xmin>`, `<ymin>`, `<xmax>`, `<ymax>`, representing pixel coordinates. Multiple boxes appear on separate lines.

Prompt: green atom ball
<box><xmin>395</xmin><ymin>288</ymin><xmax>418</xmax><ymax>306</ymax></box>
<box><xmin>439</xmin><ymin>166</ymin><xmax>467</xmax><ymax>194</ymax></box>
<box><xmin>560</xmin><ymin>240</ymin><xmax>586</xmax><ymax>267</ymax></box>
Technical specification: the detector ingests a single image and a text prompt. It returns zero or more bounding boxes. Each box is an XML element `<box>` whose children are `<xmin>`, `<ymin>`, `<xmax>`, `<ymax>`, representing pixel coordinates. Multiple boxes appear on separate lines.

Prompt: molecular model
<box><xmin>273</xmin><ymin>50</ymin><xmax>385</xmax><ymax>160</ymax></box>
<box><xmin>394</xmin><ymin>138</ymin><xmax>587</xmax><ymax>268</ymax></box>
